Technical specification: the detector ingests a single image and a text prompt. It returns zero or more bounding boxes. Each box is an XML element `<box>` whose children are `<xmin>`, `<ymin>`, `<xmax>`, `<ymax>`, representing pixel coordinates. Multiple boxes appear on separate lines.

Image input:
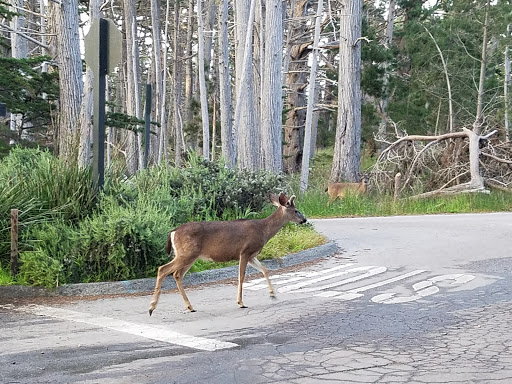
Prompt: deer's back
<box><xmin>328</xmin><ymin>182</ymin><xmax>365</xmax><ymax>198</ymax></box>
<box><xmin>172</xmin><ymin>220</ymin><xmax>267</xmax><ymax>262</ymax></box>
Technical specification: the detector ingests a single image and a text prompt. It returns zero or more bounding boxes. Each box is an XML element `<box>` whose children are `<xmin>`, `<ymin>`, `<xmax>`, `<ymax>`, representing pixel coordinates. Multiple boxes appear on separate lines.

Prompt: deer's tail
<box><xmin>165</xmin><ymin>230</ymin><xmax>175</xmax><ymax>257</ymax></box>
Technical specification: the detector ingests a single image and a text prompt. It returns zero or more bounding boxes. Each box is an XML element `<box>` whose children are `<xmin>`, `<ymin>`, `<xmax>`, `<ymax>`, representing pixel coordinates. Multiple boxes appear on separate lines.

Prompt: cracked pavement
<box><xmin>1</xmin><ymin>213</ymin><xmax>511</xmax><ymax>383</ymax></box>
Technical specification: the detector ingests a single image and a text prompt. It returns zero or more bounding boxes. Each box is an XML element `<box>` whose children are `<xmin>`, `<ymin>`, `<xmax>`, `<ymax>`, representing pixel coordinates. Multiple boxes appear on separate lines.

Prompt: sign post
<box><xmin>84</xmin><ymin>18</ymin><xmax>122</xmax><ymax>190</ymax></box>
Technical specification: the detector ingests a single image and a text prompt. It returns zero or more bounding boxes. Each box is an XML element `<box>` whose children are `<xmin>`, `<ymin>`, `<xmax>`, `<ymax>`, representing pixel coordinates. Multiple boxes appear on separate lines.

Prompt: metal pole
<box><xmin>93</xmin><ymin>18</ymin><xmax>108</xmax><ymax>190</ymax></box>
<box><xmin>144</xmin><ymin>84</ymin><xmax>151</xmax><ymax>168</ymax></box>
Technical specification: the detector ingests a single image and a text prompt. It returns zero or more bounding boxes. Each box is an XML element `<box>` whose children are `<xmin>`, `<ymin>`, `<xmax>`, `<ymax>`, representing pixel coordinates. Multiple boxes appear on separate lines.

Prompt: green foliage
<box><xmin>2</xmin><ymin>149</ymin><xmax>286</xmax><ymax>288</ymax></box>
<box><xmin>299</xmin><ymin>149</ymin><xmax>512</xmax><ymax>218</ymax></box>
<box><xmin>0</xmin><ymin>147</ymin><xmax>96</xmax><ymax>270</ymax></box>
<box><xmin>0</xmin><ymin>263</ymin><xmax>15</xmax><ymax>285</ymax></box>
<box><xmin>0</xmin><ymin>56</ymin><xmax>59</xmax><ymax>147</ymax></box>
<box><xmin>18</xmin><ymin>250</ymin><xmax>63</xmax><ymax>289</ymax></box>
<box><xmin>0</xmin><ymin>1</ymin><xmax>17</xmax><ymax>21</ymax></box>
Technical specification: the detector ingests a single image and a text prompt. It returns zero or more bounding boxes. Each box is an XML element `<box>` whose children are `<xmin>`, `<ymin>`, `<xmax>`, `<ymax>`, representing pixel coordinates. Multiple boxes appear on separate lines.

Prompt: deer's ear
<box><xmin>269</xmin><ymin>194</ymin><xmax>281</xmax><ymax>207</ymax></box>
<box><xmin>278</xmin><ymin>193</ymin><xmax>288</xmax><ymax>206</ymax></box>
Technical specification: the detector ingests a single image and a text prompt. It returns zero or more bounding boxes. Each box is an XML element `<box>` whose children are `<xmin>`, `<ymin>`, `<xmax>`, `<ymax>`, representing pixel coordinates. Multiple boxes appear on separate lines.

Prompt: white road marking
<box><xmin>315</xmin><ymin>269</ymin><xmax>427</xmax><ymax>299</ymax></box>
<box><xmin>371</xmin><ymin>273</ymin><xmax>476</xmax><ymax>304</ymax></box>
<box><xmin>18</xmin><ymin>305</ymin><xmax>238</xmax><ymax>351</ymax></box>
<box><xmin>245</xmin><ymin>263</ymin><xmax>355</xmax><ymax>291</ymax></box>
<box><xmin>279</xmin><ymin>265</ymin><xmax>371</xmax><ymax>293</ymax></box>
<box><xmin>297</xmin><ymin>266</ymin><xmax>388</xmax><ymax>293</ymax></box>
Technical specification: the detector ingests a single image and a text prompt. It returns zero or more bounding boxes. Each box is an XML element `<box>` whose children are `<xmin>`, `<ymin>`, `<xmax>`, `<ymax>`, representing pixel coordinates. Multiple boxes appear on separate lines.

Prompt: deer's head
<box><xmin>270</xmin><ymin>193</ymin><xmax>307</xmax><ymax>224</ymax></box>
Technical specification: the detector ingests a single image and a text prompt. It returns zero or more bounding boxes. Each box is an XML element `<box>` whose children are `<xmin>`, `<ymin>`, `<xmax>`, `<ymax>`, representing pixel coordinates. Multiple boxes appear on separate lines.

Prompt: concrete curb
<box><xmin>0</xmin><ymin>241</ymin><xmax>339</xmax><ymax>299</ymax></box>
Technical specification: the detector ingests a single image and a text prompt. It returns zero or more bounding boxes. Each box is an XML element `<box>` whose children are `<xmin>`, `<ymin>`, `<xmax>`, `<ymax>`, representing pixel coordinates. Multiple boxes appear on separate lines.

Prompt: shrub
<box><xmin>0</xmin><ymin>147</ymin><xmax>97</xmax><ymax>266</ymax></box>
<box><xmin>3</xmin><ymin>149</ymin><xmax>286</xmax><ymax>288</ymax></box>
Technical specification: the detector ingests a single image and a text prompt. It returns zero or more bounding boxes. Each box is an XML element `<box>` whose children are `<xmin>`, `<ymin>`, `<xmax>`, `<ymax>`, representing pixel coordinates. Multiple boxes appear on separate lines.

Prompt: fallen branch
<box><xmin>481</xmin><ymin>152</ymin><xmax>512</xmax><ymax>165</ymax></box>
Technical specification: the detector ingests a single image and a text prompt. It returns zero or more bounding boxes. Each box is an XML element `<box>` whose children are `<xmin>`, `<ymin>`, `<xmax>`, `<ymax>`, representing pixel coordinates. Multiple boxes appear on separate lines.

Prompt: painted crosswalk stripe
<box><xmin>245</xmin><ymin>263</ymin><xmax>355</xmax><ymax>291</ymax></box>
<box><xmin>278</xmin><ymin>265</ymin><xmax>373</xmax><ymax>293</ymax></box>
<box><xmin>18</xmin><ymin>305</ymin><xmax>238</xmax><ymax>352</ymax></box>
<box><xmin>297</xmin><ymin>266</ymin><xmax>388</xmax><ymax>293</ymax></box>
<box><xmin>315</xmin><ymin>269</ymin><xmax>427</xmax><ymax>299</ymax></box>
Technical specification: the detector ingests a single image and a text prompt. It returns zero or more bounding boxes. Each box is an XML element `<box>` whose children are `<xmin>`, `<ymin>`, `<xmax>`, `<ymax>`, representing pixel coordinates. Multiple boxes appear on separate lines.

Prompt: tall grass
<box><xmin>295</xmin><ymin>149</ymin><xmax>512</xmax><ymax>218</ymax></box>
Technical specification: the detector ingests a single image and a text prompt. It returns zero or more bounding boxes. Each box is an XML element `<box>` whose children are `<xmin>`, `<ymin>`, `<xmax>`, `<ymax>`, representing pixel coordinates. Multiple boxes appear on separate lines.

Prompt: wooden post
<box><xmin>10</xmin><ymin>209</ymin><xmax>19</xmax><ymax>276</ymax></box>
<box><xmin>394</xmin><ymin>173</ymin><xmax>402</xmax><ymax>203</ymax></box>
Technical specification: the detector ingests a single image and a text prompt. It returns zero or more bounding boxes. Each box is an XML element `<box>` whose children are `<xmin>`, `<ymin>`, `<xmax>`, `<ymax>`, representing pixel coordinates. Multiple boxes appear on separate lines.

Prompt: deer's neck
<box><xmin>261</xmin><ymin>208</ymin><xmax>288</xmax><ymax>243</ymax></box>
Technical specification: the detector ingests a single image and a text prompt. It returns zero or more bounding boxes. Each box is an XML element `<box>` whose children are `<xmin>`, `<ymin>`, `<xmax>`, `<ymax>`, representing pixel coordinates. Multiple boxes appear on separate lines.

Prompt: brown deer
<box><xmin>326</xmin><ymin>174</ymin><xmax>369</xmax><ymax>205</ymax></box>
<box><xmin>148</xmin><ymin>193</ymin><xmax>307</xmax><ymax>315</ymax></box>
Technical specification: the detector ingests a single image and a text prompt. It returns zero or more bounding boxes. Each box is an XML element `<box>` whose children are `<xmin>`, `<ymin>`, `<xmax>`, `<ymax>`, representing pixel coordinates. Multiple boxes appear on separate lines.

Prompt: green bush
<box><xmin>0</xmin><ymin>147</ymin><xmax>97</xmax><ymax>266</ymax></box>
<box><xmin>6</xmin><ymin>149</ymin><xmax>285</xmax><ymax>288</ymax></box>
<box><xmin>18</xmin><ymin>251</ymin><xmax>63</xmax><ymax>289</ymax></box>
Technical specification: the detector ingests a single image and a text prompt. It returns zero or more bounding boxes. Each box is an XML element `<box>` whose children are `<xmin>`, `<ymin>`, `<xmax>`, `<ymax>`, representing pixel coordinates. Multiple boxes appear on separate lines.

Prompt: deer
<box><xmin>148</xmin><ymin>193</ymin><xmax>307</xmax><ymax>316</ymax></box>
<box><xmin>326</xmin><ymin>174</ymin><xmax>369</xmax><ymax>205</ymax></box>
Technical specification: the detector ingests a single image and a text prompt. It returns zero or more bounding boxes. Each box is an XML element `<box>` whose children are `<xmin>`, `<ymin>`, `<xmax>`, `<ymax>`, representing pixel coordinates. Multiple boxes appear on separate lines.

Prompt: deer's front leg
<box><xmin>248</xmin><ymin>258</ymin><xmax>275</xmax><ymax>298</ymax></box>
<box><xmin>237</xmin><ymin>256</ymin><xmax>249</xmax><ymax>308</ymax></box>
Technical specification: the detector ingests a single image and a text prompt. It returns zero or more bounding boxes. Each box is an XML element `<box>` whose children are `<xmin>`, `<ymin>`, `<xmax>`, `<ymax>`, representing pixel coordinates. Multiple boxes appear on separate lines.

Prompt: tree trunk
<box><xmin>473</xmin><ymin>0</ymin><xmax>490</xmax><ymax>136</ymax></box>
<box><xmin>123</xmin><ymin>0</ymin><xmax>142</xmax><ymax>174</ymax></box>
<box><xmin>300</xmin><ymin>0</ymin><xmax>323</xmax><ymax>192</ymax></box>
<box><xmin>78</xmin><ymin>0</ymin><xmax>101</xmax><ymax>169</ymax></box>
<box><xmin>233</xmin><ymin>0</ymin><xmax>258</xmax><ymax>170</ymax></box>
<box><xmin>261</xmin><ymin>0</ymin><xmax>284</xmax><ymax>172</ymax></box>
<box><xmin>48</xmin><ymin>0</ymin><xmax>83</xmax><ymax>164</ymax></box>
<box><xmin>151</xmin><ymin>0</ymin><xmax>164</xmax><ymax>164</ymax></box>
<box><xmin>377</xmin><ymin>0</ymin><xmax>395</xmax><ymax>147</ymax></box>
<box><xmin>505</xmin><ymin>24</ymin><xmax>511</xmax><ymax>142</ymax></box>
<box><xmin>283</xmin><ymin>1</ymin><xmax>309</xmax><ymax>173</ymax></box>
<box><xmin>331</xmin><ymin>0</ymin><xmax>362</xmax><ymax>183</ymax></box>
<box><xmin>283</xmin><ymin>0</ymin><xmax>309</xmax><ymax>173</ymax></box>
<box><xmin>184</xmin><ymin>0</ymin><xmax>195</xmax><ymax>150</ymax></box>
<box><xmin>218</xmin><ymin>0</ymin><xmax>235</xmax><ymax>168</ymax></box>
<box><xmin>197</xmin><ymin>0</ymin><xmax>210</xmax><ymax>160</ymax></box>
<box><xmin>9</xmin><ymin>0</ymin><xmax>27</xmax><ymax>145</ymax></box>
<box><xmin>173</xmin><ymin>0</ymin><xmax>184</xmax><ymax>167</ymax></box>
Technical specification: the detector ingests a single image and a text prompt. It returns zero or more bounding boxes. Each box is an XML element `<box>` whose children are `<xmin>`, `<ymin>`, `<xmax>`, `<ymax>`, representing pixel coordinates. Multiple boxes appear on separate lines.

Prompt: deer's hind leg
<box><xmin>173</xmin><ymin>262</ymin><xmax>196</xmax><ymax>312</ymax></box>
<box><xmin>149</xmin><ymin>260</ymin><xmax>176</xmax><ymax>316</ymax></box>
<box><xmin>149</xmin><ymin>257</ymin><xmax>196</xmax><ymax>315</ymax></box>
<box><xmin>248</xmin><ymin>258</ymin><xmax>275</xmax><ymax>299</ymax></box>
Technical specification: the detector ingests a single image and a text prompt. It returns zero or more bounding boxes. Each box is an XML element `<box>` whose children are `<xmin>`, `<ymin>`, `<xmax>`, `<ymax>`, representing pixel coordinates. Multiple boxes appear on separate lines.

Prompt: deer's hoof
<box><xmin>149</xmin><ymin>308</ymin><xmax>154</xmax><ymax>316</ymax></box>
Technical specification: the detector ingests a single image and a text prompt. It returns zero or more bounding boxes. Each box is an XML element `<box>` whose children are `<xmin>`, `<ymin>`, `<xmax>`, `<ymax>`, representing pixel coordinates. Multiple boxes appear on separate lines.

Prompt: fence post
<box><xmin>394</xmin><ymin>173</ymin><xmax>402</xmax><ymax>203</ymax></box>
<box><xmin>10</xmin><ymin>209</ymin><xmax>19</xmax><ymax>276</ymax></box>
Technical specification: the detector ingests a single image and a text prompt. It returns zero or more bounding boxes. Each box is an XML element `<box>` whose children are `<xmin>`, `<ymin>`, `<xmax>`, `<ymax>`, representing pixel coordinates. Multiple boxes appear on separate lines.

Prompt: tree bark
<box><xmin>123</xmin><ymin>0</ymin><xmax>142</xmax><ymax>174</ymax></box>
<box><xmin>173</xmin><ymin>0</ymin><xmax>184</xmax><ymax>167</ymax></box>
<box><xmin>505</xmin><ymin>24</ymin><xmax>511</xmax><ymax>142</ymax></box>
<box><xmin>48</xmin><ymin>0</ymin><xmax>83</xmax><ymax>164</ymax></box>
<box><xmin>377</xmin><ymin>0</ymin><xmax>395</xmax><ymax>147</ymax></box>
<box><xmin>233</xmin><ymin>0</ymin><xmax>258</xmax><ymax>170</ymax></box>
<box><xmin>283</xmin><ymin>0</ymin><xmax>309</xmax><ymax>173</ymax></box>
<box><xmin>300</xmin><ymin>0</ymin><xmax>323</xmax><ymax>192</ymax></box>
<box><xmin>473</xmin><ymin>0</ymin><xmax>490</xmax><ymax>136</ymax></box>
<box><xmin>218</xmin><ymin>0</ymin><xmax>235</xmax><ymax>168</ymax></box>
<box><xmin>331</xmin><ymin>0</ymin><xmax>362</xmax><ymax>182</ymax></box>
<box><xmin>151</xmin><ymin>0</ymin><xmax>164</xmax><ymax>164</ymax></box>
<box><xmin>78</xmin><ymin>0</ymin><xmax>101</xmax><ymax>169</ymax></box>
<box><xmin>261</xmin><ymin>0</ymin><xmax>284</xmax><ymax>172</ymax></box>
<box><xmin>197</xmin><ymin>0</ymin><xmax>210</xmax><ymax>160</ymax></box>
<box><xmin>9</xmin><ymin>0</ymin><xmax>27</xmax><ymax>145</ymax></box>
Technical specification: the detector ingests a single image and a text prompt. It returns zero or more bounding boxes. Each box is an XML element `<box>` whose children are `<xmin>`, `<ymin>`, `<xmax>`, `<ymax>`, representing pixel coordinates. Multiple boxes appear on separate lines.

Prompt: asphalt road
<box><xmin>1</xmin><ymin>212</ymin><xmax>511</xmax><ymax>384</ymax></box>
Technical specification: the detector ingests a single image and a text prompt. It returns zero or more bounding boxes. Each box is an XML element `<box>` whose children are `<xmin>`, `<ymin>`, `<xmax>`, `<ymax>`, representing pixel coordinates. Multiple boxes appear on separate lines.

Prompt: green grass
<box><xmin>0</xmin><ymin>264</ymin><xmax>15</xmax><ymax>285</ymax></box>
<box><xmin>293</xmin><ymin>148</ymin><xmax>512</xmax><ymax>218</ymax></box>
<box><xmin>299</xmin><ymin>190</ymin><xmax>512</xmax><ymax>219</ymax></box>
